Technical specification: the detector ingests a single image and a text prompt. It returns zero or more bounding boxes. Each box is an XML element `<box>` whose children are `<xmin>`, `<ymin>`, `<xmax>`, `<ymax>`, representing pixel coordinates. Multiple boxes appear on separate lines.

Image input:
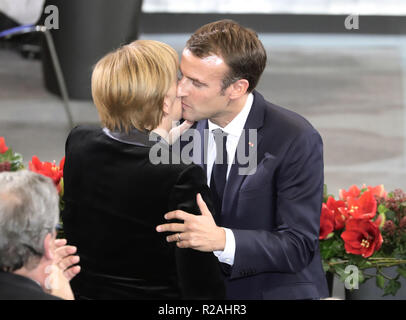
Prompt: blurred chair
<box><xmin>0</xmin><ymin>24</ymin><xmax>74</xmax><ymax>128</ymax></box>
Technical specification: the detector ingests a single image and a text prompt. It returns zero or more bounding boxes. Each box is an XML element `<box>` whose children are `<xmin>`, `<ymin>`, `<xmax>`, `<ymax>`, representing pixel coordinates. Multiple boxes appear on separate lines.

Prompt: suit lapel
<box><xmin>222</xmin><ymin>91</ymin><xmax>265</xmax><ymax>217</ymax></box>
<box><xmin>194</xmin><ymin>120</ymin><xmax>208</xmax><ymax>174</ymax></box>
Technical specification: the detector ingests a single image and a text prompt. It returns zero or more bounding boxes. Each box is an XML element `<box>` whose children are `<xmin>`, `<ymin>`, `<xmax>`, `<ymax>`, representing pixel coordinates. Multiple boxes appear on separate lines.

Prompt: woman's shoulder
<box><xmin>67</xmin><ymin>125</ymin><xmax>102</xmax><ymax>140</ymax></box>
<box><xmin>66</xmin><ymin>125</ymin><xmax>116</xmax><ymax>151</ymax></box>
<box><xmin>167</xmin><ymin>161</ymin><xmax>207</xmax><ymax>186</ymax></box>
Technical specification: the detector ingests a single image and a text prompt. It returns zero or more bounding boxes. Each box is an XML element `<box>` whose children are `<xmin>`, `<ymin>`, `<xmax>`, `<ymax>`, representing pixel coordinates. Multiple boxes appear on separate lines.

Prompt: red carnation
<box><xmin>319</xmin><ymin>203</ymin><xmax>335</xmax><ymax>240</ymax></box>
<box><xmin>341</xmin><ymin>218</ymin><xmax>383</xmax><ymax>258</ymax></box>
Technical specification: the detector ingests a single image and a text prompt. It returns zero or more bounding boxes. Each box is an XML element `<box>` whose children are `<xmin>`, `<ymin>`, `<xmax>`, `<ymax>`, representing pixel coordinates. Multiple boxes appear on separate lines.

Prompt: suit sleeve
<box><xmin>230</xmin><ymin>129</ymin><xmax>324</xmax><ymax>279</ymax></box>
<box><xmin>168</xmin><ymin>165</ymin><xmax>225</xmax><ymax>299</ymax></box>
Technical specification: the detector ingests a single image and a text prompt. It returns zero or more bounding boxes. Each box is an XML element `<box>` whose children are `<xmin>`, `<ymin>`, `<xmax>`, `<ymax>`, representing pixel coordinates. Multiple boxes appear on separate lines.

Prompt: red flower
<box><xmin>339</xmin><ymin>185</ymin><xmax>361</xmax><ymax>201</ymax></box>
<box><xmin>319</xmin><ymin>203</ymin><xmax>335</xmax><ymax>240</ymax></box>
<box><xmin>326</xmin><ymin>196</ymin><xmax>347</xmax><ymax>230</ymax></box>
<box><xmin>346</xmin><ymin>190</ymin><xmax>377</xmax><ymax>220</ymax></box>
<box><xmin>341</xmin><ymin>218</ymin><xmax>383</xmax><ymax>258</ymax></box>
<box><xmin>367</xmin><ymin>184</ymin><xmax>387</xmax><ymax>200</ymax></box>
<box><xmin>29</xmin><ymin>156</ymin><xmax>64</xmax><ymax>191</ymax></box>
<box><xmin>0</xmin><ymin>137</ymin><xmax>9</xmax><ymax>154</ymax></box>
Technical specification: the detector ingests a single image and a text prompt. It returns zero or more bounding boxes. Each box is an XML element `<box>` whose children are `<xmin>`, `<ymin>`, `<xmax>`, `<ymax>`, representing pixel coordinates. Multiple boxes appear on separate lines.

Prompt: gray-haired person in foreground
<box><xmin>0</xmin><ymin>170</ymin><xmax>80</xmax><ymax>300</ymax></box>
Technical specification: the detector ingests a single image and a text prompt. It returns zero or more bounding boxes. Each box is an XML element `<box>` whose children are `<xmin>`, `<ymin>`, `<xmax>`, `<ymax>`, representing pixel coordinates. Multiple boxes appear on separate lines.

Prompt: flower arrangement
<box><xmin>0</xmin><ymin>137</ymin><xmax>65</xmax><ymax>236</ymax></box>
<box><xmin>320</xmin><ymin>184</ymin><xmax>406</xmax><ymax>296</ymax></box>
<box><xmin>0</xmin><ymin>137</ymin><xmax>24</xmax><ymax>172</ymax></box>
<box><xmin>28</xmin><ymin>155</ymin><xmax>65</xmax><ymax>199</ymax></box>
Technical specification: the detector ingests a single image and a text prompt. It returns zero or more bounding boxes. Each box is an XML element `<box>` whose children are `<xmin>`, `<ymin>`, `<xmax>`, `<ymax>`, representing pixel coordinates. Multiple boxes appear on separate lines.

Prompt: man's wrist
<box><xmin>215</xmin><ymin>226</ymin><xmax>226</xmax><ymax>251</ymax></box>
<box><xmin>213</xmin><ymin>228</ymin><xmax>236</xmax><ymax>266</ymax></box>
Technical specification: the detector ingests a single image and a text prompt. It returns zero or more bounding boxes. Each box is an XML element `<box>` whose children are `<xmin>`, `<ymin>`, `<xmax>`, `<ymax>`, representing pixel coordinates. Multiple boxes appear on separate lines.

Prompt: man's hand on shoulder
<box><xmin>157</xmin><ymin>194</ymin><xmax>226</xmax><ymax>252</ymax></box>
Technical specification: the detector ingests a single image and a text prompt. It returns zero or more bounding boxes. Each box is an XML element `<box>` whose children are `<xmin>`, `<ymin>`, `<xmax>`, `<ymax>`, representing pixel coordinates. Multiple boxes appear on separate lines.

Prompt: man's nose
<box><xmin>177</xmin><ymin>77</ymin><xmax>188</xmax><ymax>97</ymax></box>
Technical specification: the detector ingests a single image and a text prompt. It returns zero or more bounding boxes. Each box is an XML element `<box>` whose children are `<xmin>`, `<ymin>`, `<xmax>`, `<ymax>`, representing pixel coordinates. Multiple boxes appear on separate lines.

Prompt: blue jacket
<box><xmin>189</xmin><ymin>91</ymin><xmax>329</xmax><ymax>299</ymax></box>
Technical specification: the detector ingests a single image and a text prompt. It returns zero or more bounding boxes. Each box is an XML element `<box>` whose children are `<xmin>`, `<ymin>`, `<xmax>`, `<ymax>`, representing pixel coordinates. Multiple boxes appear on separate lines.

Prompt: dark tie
<box><xmin>210</xmin><ymin>128</ymin><xmax>228</xmax><ymax>215</ymax></box>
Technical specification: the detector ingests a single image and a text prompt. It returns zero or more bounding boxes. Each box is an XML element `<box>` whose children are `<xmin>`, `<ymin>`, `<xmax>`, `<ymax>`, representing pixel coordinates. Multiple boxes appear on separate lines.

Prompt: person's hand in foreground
<box><xmin>45</xmin><ymin>239</ymin><xmax>81</xmax><ymax>300</ymax></box>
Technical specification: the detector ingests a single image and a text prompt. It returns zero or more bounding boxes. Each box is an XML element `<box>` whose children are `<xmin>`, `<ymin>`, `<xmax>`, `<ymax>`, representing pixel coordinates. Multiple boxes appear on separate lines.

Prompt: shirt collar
<box><xmin>103</xmin><ymin>127</ymin><xmax>168</xmax><ymax>148</ymax></box>
<box><xmin>208</xmin><ymin>93</ymin><xmax>253</xmax><ymax>137</ymax></box>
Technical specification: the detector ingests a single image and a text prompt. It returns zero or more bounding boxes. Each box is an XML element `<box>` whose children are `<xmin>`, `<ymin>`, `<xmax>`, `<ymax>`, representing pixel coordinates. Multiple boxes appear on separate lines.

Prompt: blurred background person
<box><xmin>0</xmin><ymin>0</ymin><xmax>45</xmax><ymax>30</ymax></box>
<box><xmin>62</xmin><ymin>40</ymin><xmax>225</xmax><ymax>300</ymax></box>
<box><xmin>0</xmin><ymin>170</ymin><xmax>80</xmax><ymax>300</ymax></box>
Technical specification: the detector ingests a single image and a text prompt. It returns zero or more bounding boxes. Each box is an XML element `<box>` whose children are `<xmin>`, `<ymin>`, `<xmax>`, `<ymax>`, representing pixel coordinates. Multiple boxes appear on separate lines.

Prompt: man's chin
<box><xmin>181</xmin><ymin>111</ymin><xmax>197</xmax><ymax>123</ymax></box>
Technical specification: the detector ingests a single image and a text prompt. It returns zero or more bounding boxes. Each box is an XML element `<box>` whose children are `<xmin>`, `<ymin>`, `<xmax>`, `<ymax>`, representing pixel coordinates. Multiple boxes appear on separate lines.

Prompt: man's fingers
<box><xmin>164</xmin><ymin>210</ymin><xmax>192</xmax><ymax>221</ymax></box>
<box><xmin>168</xmin><ymin>120</ymin><xmax>194</xmax><ymax>144</ymax></box>
<box><xmin>156</xmin><ymin>209</ymin><xmax>196</xmax><ymax>232</ymax></box>
<box><xmin>156</xmin><ymin>210</ymin><xmax>194</xmax><ymax>233</ymax></box>
<box><xmin>197</xmin><ymin>193</ymin><xmax>212</xmax><ymax>217</ymax></box>
<box><xmin>55</xmin><ymin>245</ymin><xmax>77</xmax><ymax>261</ymax></box>
<box><xmin>176</xmin><ymin>240</ymin><xmax>192</xmax><ymax>249</ymax></box>
<box><xmin>58</xmin><ymin>255</ymin><xmax>80</xmax><ymax>272</ymax></box>
<box><xmin>54</xmin><ymin>239</ymin><xmax>67</xmax><ymax>248</ymax></box>
<box><xmin>166</xmin><ymin>232</ymin><xmax>191</xmax><ymax>243</ymax></box>
<box><xmin>156</xmin><ymin>222</ymin><xmax>186</xmax><ymax>233</ymax></box>
<box><xmin>63</xmin><ymin>265</ymin><xmax>81</xmax><ymax>281</ymax></box>
<box><xmin>177</xmin><ymin>120</ymin><xmax>194</xmax><ymax>133</ymax></box>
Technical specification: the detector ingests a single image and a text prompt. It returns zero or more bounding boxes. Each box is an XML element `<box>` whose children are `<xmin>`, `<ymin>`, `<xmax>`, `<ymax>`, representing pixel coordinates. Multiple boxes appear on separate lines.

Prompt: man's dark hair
<box><xmin>186</xmin><ymin>19</ymin><xmax>267</xmax><ymax>93</ymax></box>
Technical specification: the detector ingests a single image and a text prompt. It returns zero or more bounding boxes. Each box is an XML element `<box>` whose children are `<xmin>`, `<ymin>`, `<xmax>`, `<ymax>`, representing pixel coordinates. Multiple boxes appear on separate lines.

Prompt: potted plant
<box><xmin>320</xmin><ymin>184</ymin><xmax>406</xmax><ymax>298</ymax></box>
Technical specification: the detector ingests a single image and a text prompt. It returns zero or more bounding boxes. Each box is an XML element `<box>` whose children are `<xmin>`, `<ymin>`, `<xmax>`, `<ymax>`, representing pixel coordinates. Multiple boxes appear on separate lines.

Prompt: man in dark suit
<box><xmin>0</xmin><ymin>170</ymin><xmax>80</xmax><ymax>300</ymax></box>
<box><xmin>157</xmin><ymin>20</ymin><xmax>329</xmax><ymax>299</ymax></box>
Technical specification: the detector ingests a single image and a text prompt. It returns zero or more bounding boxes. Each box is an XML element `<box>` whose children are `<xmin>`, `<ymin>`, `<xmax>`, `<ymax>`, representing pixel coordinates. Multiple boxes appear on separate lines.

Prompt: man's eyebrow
<box><xmin>188</xmin><ymin>76</ymin><xmax>208</xmax><ymax>86</ymax></box>
<box><xmin>179</xmin><ymin>70</ymin><xmax>208</xmax><ymax>87</ymax></box>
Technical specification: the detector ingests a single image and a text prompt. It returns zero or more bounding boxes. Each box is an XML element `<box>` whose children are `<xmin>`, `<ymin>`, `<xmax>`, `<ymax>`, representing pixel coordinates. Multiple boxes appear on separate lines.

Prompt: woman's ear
<box><xmin>162</xmin><ymin>95</ymin><xmax>171</xmax><ymax>116</ymax></box>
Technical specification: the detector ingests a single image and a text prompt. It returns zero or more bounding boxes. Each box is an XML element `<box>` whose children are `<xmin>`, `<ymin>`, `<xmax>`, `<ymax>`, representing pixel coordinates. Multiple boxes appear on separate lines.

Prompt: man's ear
<box><xmin>43</xmin><ymin>232</ymin><xmax>55</xmax><ymax>261</ymax></box>
<box><xmin>229</xmin><ymin>79</ymin><xmax>249</xmax><ymax>100</ymax></box>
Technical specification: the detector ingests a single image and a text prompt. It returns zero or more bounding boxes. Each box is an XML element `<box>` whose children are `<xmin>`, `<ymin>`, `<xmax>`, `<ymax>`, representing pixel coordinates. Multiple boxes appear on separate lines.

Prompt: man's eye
<box><xmin>193</xmin><ymin>81</ymin><xmax>202</xmax><ymax>88</ymax></box>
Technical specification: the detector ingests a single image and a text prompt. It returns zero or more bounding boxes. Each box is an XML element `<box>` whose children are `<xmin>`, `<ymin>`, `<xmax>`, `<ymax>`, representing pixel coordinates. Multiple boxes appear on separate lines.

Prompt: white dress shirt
<box><xmin>209</xmin><ymin>93</ymin><xmax>253</xmax><ymax>266</ymax></box>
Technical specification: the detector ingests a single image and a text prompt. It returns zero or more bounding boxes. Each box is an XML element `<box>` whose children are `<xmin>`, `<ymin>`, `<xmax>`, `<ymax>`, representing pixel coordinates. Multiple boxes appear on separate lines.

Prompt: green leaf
<box><xmin>2</xmin><ymin>149</ymin><xmax>13</xmax><ymax>159</ymax></box>
<box><xmin>322</xmin><ymin>260</ymin><xmax>330</xmax><ymax>273</ymax></box>
<box><xmin>385</xmin><ymin>210</ymin><xmax>395</xmax><ymax>221</ymax></box>
<box><xmin>358</xmin><ymin>269</ymin><xmax>366</xmax><ymax>284</ymax></box>
<box><xmin>335</xmin><ymin>265</ymin><xmax>347</xmax><ymax>282</ymax></box>
<box><xmin>376</xmin><ymin>274</ymin><xmax>385</xmax><ymax>289</ymax></box>
<box><xmin>320</xmin><ymin>238</ymin><xmax>345</xmax><ymax>260</ymax></box>
<box><xmin>378</xmin><ymin>204</ymin><xmax>388</xmax><ymax>214</ymax></box>
<box><xmin>360</xmin><ymin>187</ymin><xmax>368</xmax><ymax>194</ymax></box>
<box><xmin>397</xmin><ymin>267</ymin><xmax>406</xmax><ymax>280</ymax></box>
<box><xmin>11</xmin><ymin>152</ymin><xmax>23</xmax><ymax>162</ymax></box>
<box><xmin>383</xmin><ymin>279</ymin><xmax>401</xmax><ymax>296</ymax></box>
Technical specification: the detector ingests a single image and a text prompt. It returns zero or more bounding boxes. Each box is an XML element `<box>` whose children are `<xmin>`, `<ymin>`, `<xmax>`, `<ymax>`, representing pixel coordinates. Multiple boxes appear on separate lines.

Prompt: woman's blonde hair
<box><xmin>91</xmin><ymin>40</ymin><xmax>179</xmax><ymax>132</ymax></box>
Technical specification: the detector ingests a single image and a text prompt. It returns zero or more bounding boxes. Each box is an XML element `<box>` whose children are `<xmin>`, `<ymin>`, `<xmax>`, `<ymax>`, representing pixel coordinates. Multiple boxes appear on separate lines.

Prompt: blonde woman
<box><xmin>62</xmin><ymin>40</ymin><xmax>224</xmax><ymax>300</ymax></box>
